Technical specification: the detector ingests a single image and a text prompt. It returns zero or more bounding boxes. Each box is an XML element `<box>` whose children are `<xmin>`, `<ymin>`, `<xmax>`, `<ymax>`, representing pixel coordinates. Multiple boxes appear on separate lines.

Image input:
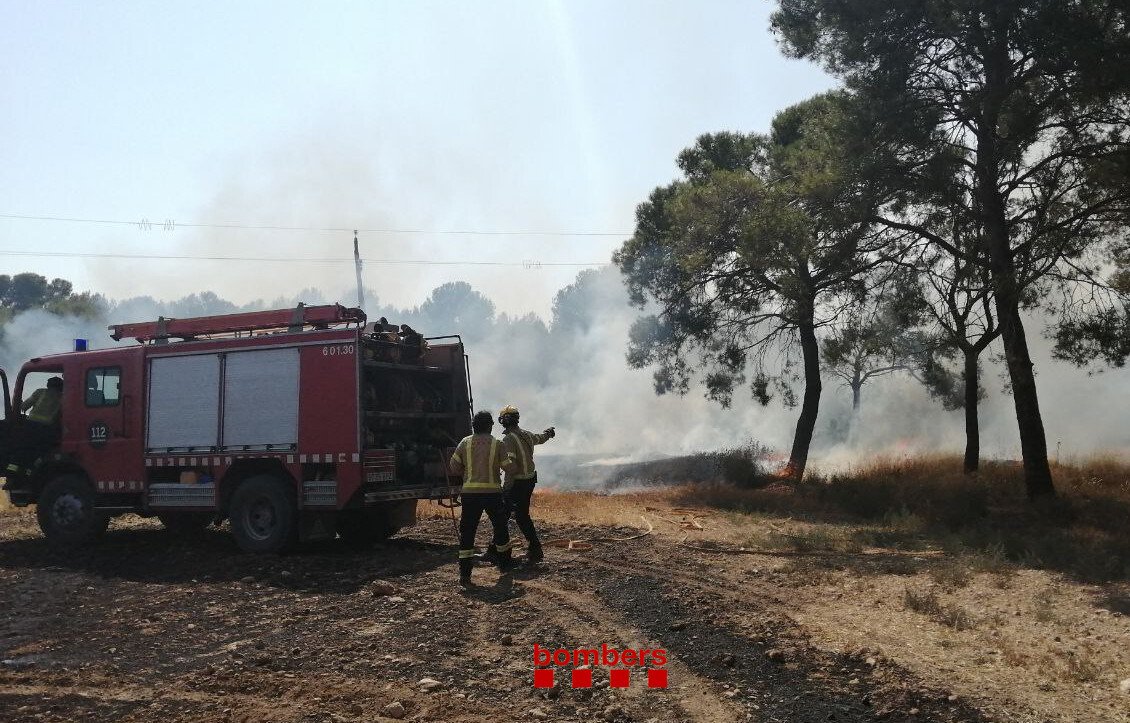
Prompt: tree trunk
<box><xmin>993</xmin><ymin>289</ymin><xmax>1055</xmax><ymax>498</ymax></box>
<box><xmin>787</xmin><ymin>319</ymin><xmax>822</xmax><ymax>480</ymax></box>
<box><xmin>976</xmin><ymin>25</ymin><xmax>1056</xmax><ymax>500</ymax></box>
<box><xmin>977</xmin><ymin>186</ymin><xmax>1056</xmax><ymax>496</ymax></box>
<box><xmin>962</xmin><ymin>348</ymin><xmax>979</xmax><ymax>475</ymax></box>
<box><xmin>851</xmin><ymin>381</ymin><xmax>861</xmax><ymax>413</ymax></box>
<box><xmin>978</xmin><ymin>172</ymin><xmax>1056</xmax><ymax>496</ymax></box>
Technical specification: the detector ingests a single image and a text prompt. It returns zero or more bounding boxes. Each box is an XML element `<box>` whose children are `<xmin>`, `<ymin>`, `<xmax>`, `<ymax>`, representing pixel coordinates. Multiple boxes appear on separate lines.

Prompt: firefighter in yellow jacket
<box><xmin>22</xmin><ymin>376</ymin><xmax>63</xmax><ymax>426</ymax></box>
<box><xmin>449</xmin><ymin>410</ymin><xmax>514</xmax><ymax>586</ymax></box>
<box><xmin>497</xmin><ymin>404</ymin><xmax>555</xmax><ymax>564</ymax></box>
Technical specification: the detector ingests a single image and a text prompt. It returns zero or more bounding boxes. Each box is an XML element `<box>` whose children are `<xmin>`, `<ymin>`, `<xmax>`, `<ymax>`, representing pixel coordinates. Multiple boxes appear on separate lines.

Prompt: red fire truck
<box><xmin>0</xmin><ymin>304</ymin><xmax>472</xmax><ymax>552</ymax></box>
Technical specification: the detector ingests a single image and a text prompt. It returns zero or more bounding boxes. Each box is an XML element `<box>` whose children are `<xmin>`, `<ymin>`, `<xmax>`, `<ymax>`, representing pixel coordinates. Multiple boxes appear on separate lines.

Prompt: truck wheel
<box><xmin>229</xmin><ymin>475</ymin><xmax>296</xmax><ymax>553</ymax></box>
<box><xmin>36</xmin><ymin>475</ymin><xmax>110</xmax><ymax>546</ymax></box>
<box><xmin>336</xmin><ymin>509</ymin><xmax>399</xmax><ymax>549</ymax></box>
<box><xmin>158</xmin><ymin>512</ymin><xmax>213</xmax><ymax>535</ymax></box>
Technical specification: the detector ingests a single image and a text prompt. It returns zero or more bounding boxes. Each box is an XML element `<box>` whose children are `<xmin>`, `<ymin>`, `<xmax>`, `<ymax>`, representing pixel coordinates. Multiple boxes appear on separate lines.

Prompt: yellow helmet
<box><xmin>498</xmin><ymin>404</ymin><xmax>520</xmax><ymax>426</ymax></box>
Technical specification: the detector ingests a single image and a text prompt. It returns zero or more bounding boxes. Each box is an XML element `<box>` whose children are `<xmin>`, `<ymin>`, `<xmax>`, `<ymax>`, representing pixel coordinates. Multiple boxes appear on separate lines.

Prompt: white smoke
<box><xmin>3</xmin><ymin>272</ymin><xmax>1128</xmax><ymax>477</ymax></box>
<box><xmin>0</xmin><ymin>309</ymin><xmax>118</xmax><ymax>374</ymax></box>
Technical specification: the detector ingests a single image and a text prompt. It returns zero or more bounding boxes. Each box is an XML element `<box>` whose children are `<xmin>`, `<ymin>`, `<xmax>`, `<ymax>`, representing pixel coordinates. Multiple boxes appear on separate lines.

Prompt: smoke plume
<box><xmin>3</xmin><ymin>268</ymin><xmax>1128</xmax><ymax>484</ymax></box>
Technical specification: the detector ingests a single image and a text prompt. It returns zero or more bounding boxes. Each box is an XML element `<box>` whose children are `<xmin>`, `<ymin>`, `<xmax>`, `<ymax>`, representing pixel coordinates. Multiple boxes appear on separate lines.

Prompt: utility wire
<box><xmin>0</xmin><ymin>249</ymin><xmax>609</xmax><ymax>267</ymax></box>
<box><xmin>0</xmin><ymin>213</ymin><xmax>631</xmax><ymax>237</ymax></box>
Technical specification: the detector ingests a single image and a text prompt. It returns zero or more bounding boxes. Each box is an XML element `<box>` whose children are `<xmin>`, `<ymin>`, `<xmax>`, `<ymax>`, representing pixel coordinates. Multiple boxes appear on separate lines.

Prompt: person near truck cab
<box><xmin>6</xmin><ymin>376</ymin><xmax>64</xmax><ymax>478</ymax></box>
<box><xmin>449</xmin><ymin>410</ymin><xmax>514</xmax><ymax>586</ymax></box>
<box><xmin>497</xmin><ymin>404</ymin><xmax>555</xmax><ymax>564</ymax></box>
<box><xmin>22</xmin><ymin>376</ymin><xmax>63</xmax><ymax>426</ymax></box>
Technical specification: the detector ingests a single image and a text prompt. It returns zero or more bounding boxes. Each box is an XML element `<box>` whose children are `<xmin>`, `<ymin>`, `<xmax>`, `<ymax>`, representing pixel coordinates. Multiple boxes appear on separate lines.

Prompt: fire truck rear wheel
<box><xmin>36</xmin><ymin>475</ymin><xmax>110</xmax><ymax>546</ymax></box>
<box><xmin>229</xmin><ymin>475</ymin><xmax>297</xmax><ymax>553</ymax></box>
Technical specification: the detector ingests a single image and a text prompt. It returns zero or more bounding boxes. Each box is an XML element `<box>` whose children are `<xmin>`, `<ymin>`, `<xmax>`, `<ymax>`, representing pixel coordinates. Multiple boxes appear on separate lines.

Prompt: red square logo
<box><xmin>533</xmin><ymin>669</ymin><xmax>554</xmax><ymax>688</ymax></box>
<box><xmin>609</xmin><ymin>668</ymin><xmax>630</xmax><ymax>688</ymax></box>
<box><xmin>648</xmin><ymin>668</ymin><xmax>668</xmax><ymax>689</ymax></box>
<box><xmin>571</xmin><ymin>668</ymin><xmax>592</xmax><ymax>688</ymax></box>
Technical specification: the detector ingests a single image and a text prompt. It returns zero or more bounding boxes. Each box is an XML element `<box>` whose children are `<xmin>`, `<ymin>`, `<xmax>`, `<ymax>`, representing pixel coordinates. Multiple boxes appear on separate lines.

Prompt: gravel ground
<box><xmin>0</xmin><ymin>506</ymin><xmax>998</xmax><ymax>723</ymax></box>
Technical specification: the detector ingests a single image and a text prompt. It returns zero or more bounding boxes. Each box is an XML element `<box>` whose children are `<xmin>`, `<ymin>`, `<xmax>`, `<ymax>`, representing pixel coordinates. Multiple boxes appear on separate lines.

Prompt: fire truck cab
<box><xmin>0</xmin><ymin>303</ymin><xmax>472</xmax><ymax>552</ymax></box>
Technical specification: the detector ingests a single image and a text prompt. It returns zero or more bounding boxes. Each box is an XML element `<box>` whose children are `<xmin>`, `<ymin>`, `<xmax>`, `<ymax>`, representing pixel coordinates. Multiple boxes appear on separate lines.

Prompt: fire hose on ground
<box><xmin>543</xmin><ymin>514</ymin><xmax>655</xmax><ymax>551</ymax></box>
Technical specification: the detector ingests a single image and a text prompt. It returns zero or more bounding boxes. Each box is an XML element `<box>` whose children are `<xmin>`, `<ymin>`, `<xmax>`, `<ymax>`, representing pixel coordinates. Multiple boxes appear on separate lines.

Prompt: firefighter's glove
<box><xmin>544</xmin><ymin>427</ymin><xmax>556</xmax><ymax>438</ymax></box>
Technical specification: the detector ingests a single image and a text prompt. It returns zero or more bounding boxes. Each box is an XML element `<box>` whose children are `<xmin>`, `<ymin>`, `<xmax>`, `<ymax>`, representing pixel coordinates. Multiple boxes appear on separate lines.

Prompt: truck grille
<box><xmin>148</xmin><ymin>483</ymin><xmax>216</xmax><ymax>508</ymax></box>
<box><xmin>363</xmin><ymin>450</ymin><xmax>396</xmax><ymax>484</ymax></box>
<box><xmin>302</xmin><ymin>480</ymin><xmax>337</xmax><ymax>506</ymax></box>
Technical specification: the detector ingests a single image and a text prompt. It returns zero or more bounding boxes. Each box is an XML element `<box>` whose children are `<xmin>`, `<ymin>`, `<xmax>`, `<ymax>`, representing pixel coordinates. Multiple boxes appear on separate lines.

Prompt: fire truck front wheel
<box><xmin>36</xmin><ymin>475</ymin><xmax>111</xmax><ymax>546</ymax></box>
<box><xmin>229</xmin><ymin>475</ymin><xmax>297</xmax><ymax>553</ymax></box>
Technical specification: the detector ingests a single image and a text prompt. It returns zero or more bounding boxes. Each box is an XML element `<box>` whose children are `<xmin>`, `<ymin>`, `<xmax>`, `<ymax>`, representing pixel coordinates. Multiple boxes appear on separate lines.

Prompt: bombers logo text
<box><xmin>532</xmin><ymin>644</ymin><xmax>668</xmax><ymax>689</ymax></box>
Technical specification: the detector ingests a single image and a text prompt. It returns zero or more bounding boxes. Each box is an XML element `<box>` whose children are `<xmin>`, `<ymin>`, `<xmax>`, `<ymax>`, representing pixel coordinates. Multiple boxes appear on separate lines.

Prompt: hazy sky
<box><xmin>5</xmin><ymin>8</ymin><xmax>1129</xmax><ymax>463</ymax></box>
<box><xmin>1</xmin><ymin>0</ymin><xmax>833</xmax><ymax>317</ymax></box>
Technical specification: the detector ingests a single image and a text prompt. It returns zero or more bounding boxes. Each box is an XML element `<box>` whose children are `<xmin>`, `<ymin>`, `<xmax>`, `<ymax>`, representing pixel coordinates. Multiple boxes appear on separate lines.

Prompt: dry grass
<box><xmin>1033</xmin><ymin>585</ymin><xmax>1059</xmax><ymax>624</ymax></box>
<box><xmin>903</xmin><ymin>585</ymin><xmax>977</xmax><ymax>630</ymax></box>
<box><xmin>418</xmin><ymin>488</ymin><xmax>670</xmax><ymax>532</ymax></box>
<box><xmin>1061</xmin><ymin>649</ymin><xmax>1102</xmax><ymax>683</ymax></box>
<box><xmin>671</xmin><ymin>453</ymin><xmax>1130</xmax><ymax>584</ymax></box>
<box><xmin>462</xmin><ymin>453</ymin><xmax>1130</xmax><ymax>723</ymax></box>
<box><xmin>1053</xmin><ymin>453</ymin><xmax>1130</xmax><ymax>496</ymax></box>
<box><xmin>928</xmin><ymin>559</ymin><xmax>972</xmax><ymax>589</ymax></box>
<box><xmin>6</xmin><ymin>461</ymin><xmax>1129</xmax><ymax>721</ymax></box>
<box><xmin>784</xmin><ymin>556</ymin><xmax>839</xmax><ymax>585</ymax></box>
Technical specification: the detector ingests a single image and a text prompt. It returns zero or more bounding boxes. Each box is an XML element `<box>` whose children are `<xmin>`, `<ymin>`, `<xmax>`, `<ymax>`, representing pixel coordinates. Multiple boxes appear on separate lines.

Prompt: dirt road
<box><xmin>0</xmin><ymin>502</ymin><xmax>997</xmax><ymax>723</ymax></box>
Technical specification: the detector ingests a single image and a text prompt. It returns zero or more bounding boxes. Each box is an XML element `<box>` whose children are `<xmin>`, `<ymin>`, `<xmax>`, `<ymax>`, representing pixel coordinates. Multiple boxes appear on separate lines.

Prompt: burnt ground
<box><xmin>0</xmin><ymin>507</ymin><xmax>1000</xmax><ymax>723</ymax></box>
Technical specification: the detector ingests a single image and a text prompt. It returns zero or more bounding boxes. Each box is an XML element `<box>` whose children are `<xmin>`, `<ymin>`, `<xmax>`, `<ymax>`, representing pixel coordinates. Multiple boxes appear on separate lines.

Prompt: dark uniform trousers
<box><xmin>505</xmin><ymin>472</ymin><xmax>540</xmax><ymax>547</ymax></box>
<box><xmin>459</xmin><ymin>492</ymin><xmax>511</xmax><ymax>557</ymax></box>
<box><xmin>6</xmin><ymin>421</ymin><xmax>60</xmax><ymax>475</ymax></box>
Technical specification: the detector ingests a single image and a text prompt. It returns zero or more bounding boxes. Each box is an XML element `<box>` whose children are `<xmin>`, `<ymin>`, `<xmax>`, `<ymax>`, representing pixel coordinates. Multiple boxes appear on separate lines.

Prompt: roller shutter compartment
<box><xmin>147</xmin><ymin>354</ymin><xmax>221</xmax><ymax>451</ymax></box>
<box><xmin>221</xmin><ymin>348</ymin><xmax>299</xmax><ymax>450</ymax></box>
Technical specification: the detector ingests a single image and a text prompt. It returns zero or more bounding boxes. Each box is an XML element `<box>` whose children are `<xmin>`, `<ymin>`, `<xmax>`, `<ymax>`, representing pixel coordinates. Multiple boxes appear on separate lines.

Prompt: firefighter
<box><xmin>22</xmin><ymin>376</ymin><xmax>63</xmax><ymax>425</ymax></box>
<box><xmin>449</xmin><ymin>410</ymin><xmax>514</xmax><ymax>586</ymax></box>
<box><xmin>398</xmin><ymin>324</ymin><xmax>427</xmax><ymax>363</ymax></box>
<box><xmin>6</xmin><ymin>376</ymin><xmax>64</xmax><ymax>478</ymax></box>
<box><xmin>497</xmin><ymin>404</ymin><xmax>555</xmax><ymax>564</ymax></box>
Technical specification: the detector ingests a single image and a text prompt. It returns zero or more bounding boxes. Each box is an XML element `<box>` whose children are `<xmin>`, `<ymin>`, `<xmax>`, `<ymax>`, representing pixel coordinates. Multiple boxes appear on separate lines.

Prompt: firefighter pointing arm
<box><xmin>497</xmin><ymin>404</ymin><xmax>555</xmax><ymax>565</ymax></box>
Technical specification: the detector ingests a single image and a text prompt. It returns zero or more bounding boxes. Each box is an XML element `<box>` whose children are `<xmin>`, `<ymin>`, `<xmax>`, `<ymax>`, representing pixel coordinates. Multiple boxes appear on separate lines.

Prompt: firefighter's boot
<box><xmin>459</xmin><ymin>559</ymin><xmax>474</xmax><ymax>587</ymax></box>
<box><xmin>497</xmin><ymin>549</ymin><xmax>515</xmax><ymax>574</ymax></box>
<box><xmin>526</xmin><ymin>541</ymin><xmax>544</xmax><ymax>565</ymax></box>
<box><xmin>476</xmin><ymin>545</ymin><xmax>500</xmax><ymax>565</ymax></box>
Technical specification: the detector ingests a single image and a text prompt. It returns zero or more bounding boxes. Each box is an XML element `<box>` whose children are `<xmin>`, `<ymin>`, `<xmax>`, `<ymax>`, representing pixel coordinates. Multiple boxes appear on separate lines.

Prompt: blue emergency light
<box><xmin>74</xmin><ymin>338</ymin><xmax>88</xmax><ymax>352</ymax></box>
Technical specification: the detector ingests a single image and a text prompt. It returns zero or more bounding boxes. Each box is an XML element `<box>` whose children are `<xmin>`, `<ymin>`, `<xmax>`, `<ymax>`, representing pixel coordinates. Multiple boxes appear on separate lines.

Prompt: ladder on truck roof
<box><xmin>109</xmin><ymin>303</ymin><xmax>367</xmax><ymax>344</ymax></box>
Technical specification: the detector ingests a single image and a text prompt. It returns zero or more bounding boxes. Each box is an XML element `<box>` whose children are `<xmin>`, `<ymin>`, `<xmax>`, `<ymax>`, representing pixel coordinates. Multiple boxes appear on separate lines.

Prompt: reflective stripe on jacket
<box><xmin>24</xmin><ymin>388</ymin><xmax>62</xmax><ymax>425</ymax></box>
<box><xmin>449</xmin><ymin>434</ymin><xmax>504</xmax><ymax>493</ymax></box>
<box><xmin>501</xmin><ymin>427</ymin><xmax>551</xmax><ymax>481</ymax></box>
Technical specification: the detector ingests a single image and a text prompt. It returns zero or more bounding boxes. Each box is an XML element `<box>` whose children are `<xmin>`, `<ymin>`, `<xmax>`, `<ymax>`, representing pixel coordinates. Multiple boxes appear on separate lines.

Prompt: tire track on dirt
<box><xmin>1</xmin><ymin>680</ymin><xmax>292</xmax><ymax>709</ymax></box>
<box><xmin>1</xmin><ymin>666</ymin><xmax>502</xmax><ymax>723</ymax></box>
<box><xmin>516</xmin><ymin>574</ymin><xmax>743</xmax><ymax>723</ymax></box>
<box><xmin>550</xmin><ymin>543</ymin><xmax>993</xmax><ymax>723</ymax></box>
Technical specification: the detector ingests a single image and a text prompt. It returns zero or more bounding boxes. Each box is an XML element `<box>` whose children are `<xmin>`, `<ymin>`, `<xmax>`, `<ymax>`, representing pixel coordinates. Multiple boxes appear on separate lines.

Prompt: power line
<box><xmin>0</xmin><ymin>249</ymin><xmax>610</xmax><ymax>268</ymax></box>
<box><xmin>0</xmin><ymin>213</ymin><xmax>632</xmax><ymax>237</ymax></box>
